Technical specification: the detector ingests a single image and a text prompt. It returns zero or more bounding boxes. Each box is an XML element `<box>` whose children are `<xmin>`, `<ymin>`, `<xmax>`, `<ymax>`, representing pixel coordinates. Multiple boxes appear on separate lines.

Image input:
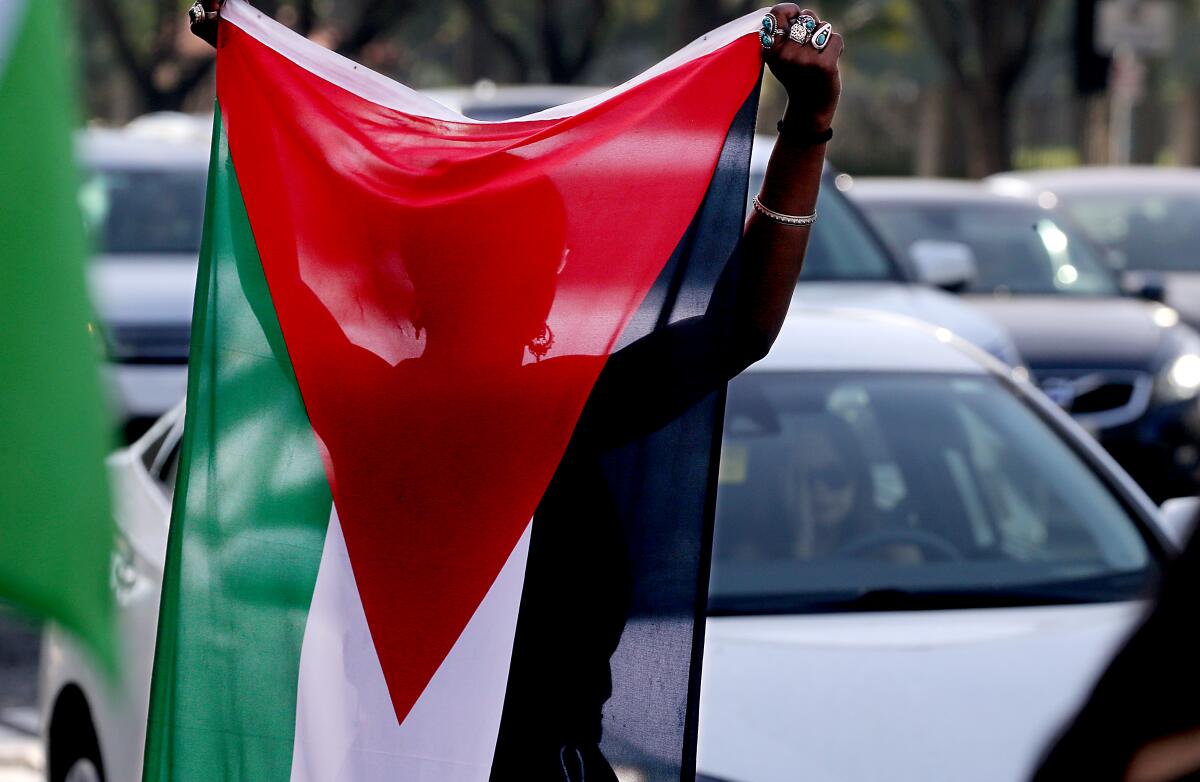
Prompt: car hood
<box><xmin>792</xmin><ymin>283</ymin><xmax>1019</xmax><ymax>364</ymax></box>
<box><xmin>1164</xmin><ymin>272</ymin><xmax>1200</xmax><ymax>332</ymax></box>
<box><xmin>965</xmin><ymin>296</ymin><xmax>1166</xmax><ymax>371</ymax></box>
<box><xmin>698</xmin><ymin>603</ymin><xmax>1142</xmax><ymax>782</ymax></box>
<box><xmin>88</xmin><ymin>255</ymin><xmax>198</xmax><ymax>325</ymax></box>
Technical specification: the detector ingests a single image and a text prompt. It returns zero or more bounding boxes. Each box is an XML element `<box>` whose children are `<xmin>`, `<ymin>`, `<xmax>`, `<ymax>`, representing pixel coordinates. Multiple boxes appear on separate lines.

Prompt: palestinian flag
<box><xmin>145</xmin><ymin>1</ymin><xmax>764</xmax><ymax>779</ymax></box>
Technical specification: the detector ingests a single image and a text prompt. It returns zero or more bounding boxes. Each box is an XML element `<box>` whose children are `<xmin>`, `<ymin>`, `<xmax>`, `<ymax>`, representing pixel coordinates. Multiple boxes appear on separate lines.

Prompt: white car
<box><xmin>697</xmin><ymin>309</ymin><xmax>1191</xmax><ymax>782</ymax></box>
<box><xmin>41</xmin><ymin>308</ymin><xmax>1196</xmax><ymax>782</ymax></box>
<box><xmin>78</xmin><ymin>115</ymin><xmax>210</xmax><ymax>440</ymax></box>
<box><xmin>419</xmin><ymin>82</ymin><xmax>604</xmax><ymax>121</ymax></box>
<box><xmin>40</xmin><ymin>405</ymin><xmax>182</xmax><ymax>782</ymax></box>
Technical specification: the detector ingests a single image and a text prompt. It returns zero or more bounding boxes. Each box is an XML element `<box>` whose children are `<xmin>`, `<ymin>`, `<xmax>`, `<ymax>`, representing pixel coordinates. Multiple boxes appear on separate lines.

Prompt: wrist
<box><xmin>776</xmin><ymin>114</ymin><xmax>833</xmax><ymax>147</ymax></box>
<box><xmin>781</xmin><ymin>104</ymin><xmax>834</xmax><ymax>136</ymax></box>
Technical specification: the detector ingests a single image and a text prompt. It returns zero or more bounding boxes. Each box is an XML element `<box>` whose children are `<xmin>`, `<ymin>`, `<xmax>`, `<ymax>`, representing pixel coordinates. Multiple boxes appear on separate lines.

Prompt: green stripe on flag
<box><xmin>143</xmin><ymin>108</ymin><xmax>333</xmax><ymax>781</ymax></box>
<box><xmin>0</xmin><ymin>0</ymin><xmax>114</xmax><ymax>668</ymax></box>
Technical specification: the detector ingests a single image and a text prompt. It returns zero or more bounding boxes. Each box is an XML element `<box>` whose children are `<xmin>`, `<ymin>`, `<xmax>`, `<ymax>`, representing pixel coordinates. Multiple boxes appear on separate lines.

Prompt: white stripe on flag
<box><xmin>220</xmin><ymin>0</ymin><xmax>767</xmax><ymax>123</ymax></box>
<box><xmin>290</xmin><ymin>508</ymin><xmax>532</xmax><ymax>781</ymax></box>
<box><xmin>0</xmin><ymin>0</ymin><xmax>27</xmax><ymax>75</ymax></box>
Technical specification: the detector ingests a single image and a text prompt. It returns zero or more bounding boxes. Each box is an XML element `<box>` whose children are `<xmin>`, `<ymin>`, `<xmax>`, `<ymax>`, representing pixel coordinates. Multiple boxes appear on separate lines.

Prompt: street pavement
<box><xmin>0</xmin><ymin>713</ymin><xmax>40</xmax><ymax>782</ymax></box>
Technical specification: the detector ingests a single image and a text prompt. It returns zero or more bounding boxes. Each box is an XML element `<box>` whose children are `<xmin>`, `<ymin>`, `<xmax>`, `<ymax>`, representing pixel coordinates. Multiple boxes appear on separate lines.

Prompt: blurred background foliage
<box><xmin>75</xmin><ymin>0</ymin><xmax>1200</xmax><ymax>176</ymax></box>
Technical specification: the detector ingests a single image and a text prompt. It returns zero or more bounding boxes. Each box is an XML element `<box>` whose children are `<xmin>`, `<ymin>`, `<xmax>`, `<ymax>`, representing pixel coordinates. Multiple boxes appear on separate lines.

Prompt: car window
<box><xmin>1061</xmin><ymin>192</ymin><xmax>1200</xmax><ymax>273</ymax></box>
<box><xmin>747</xmin><ymin>173</ymin><xmax>900</xmax><ymax>282</ymax></box>
<box><xmin>158</xmin><ymin>440</ymin><xmax>182</xmax><ymax>497</ymax></box>
<box><xmin>79</xmin><ymin>166</ymin><xmax>207</xmax><ymax>255</ymax></box>
<box><xmin>139</xmin><ymin>423</ymin><xmax>175</xmax><ymax>473</ymax></box>
<box><xmin>148</xmin><ymin>414</ymin><xmax>185</xmax><ymax>496</ymax></box>
<box><xmin>862</xmin><ymin>202</ymin><xmax>1119</xmax><ymax>296</ymax></box>
<box><xmin>709</xmin><ymin>372</ymin><xmax>1155</xmax><ymax>613</ymax></box>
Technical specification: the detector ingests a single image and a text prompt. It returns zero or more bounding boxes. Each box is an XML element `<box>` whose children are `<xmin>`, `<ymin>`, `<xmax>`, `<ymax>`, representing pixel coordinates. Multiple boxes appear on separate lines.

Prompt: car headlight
<box><xmin>1158</xmin><ymin>353</ymin><xmax>1200</xmax><ymax>401</ymax></box>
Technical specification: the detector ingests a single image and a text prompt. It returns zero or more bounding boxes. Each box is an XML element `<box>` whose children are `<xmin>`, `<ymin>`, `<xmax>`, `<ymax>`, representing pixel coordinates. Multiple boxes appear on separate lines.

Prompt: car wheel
<box><xmin>63</xmin><ymin>758</ymin><xmax>102</xmax><ymax>782</ymax></box>
<box><xmin>48</xmin><ymin>686</ymin><xmax>105</xmax><ymax>782</ymax></box>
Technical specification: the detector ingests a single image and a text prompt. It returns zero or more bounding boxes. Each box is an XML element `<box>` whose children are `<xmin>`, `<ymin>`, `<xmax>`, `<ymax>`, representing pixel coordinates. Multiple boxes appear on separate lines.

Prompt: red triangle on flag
<box><xmin>216</xmin><ymin>20</ymin><xmax>761</xmax><ymax>727</ymax></box>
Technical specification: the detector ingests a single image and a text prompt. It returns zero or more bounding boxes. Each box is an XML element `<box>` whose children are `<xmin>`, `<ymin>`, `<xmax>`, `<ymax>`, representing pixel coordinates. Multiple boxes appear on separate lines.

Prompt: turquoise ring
<box><xmin>810</xmin><ymin>21</ymin><xmax>834</xmax><ymax>51</ymax></box>
<box><xmin>759</xmin><ymin>14</ymin><xmax>784</xmax><ymax>48</ymax></box>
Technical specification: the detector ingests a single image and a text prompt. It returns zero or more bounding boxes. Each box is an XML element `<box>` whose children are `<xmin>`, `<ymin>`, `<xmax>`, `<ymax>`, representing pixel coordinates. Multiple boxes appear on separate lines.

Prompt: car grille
<box><xmin>107</xmin><ymin>323</ymin><xmax>191</xmax><ymax>363</ymax></box>
<box><xmin>1035</xmin><ymin>369</ymin><xmax>1151</xmax><ymax>429</ymax></box>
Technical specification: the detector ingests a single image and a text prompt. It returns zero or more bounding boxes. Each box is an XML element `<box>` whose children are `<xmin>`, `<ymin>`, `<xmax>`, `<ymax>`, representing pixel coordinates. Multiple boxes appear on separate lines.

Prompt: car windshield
<box><xmin>79</xmin><ymin>166</ymin><xmax>207</xmax><ymax>255</ymax></box>
<box><xmin>1060</xmin><ymin>191</ymin><xmax>1200</xmax><ymax>273</ymax></box>
<box><xmin>748</xmin><ymin>172</ymin><xmax>899</xmax><ymax>282</ymax></box>
<box><xmin>709</xmin><ymin>372</ymin><xmax>1157</xmax><ymax>614</ymax></box>
<box><xmin>862</xmin><ymin>201</ymin><xmax>1120</xmax><ymax>296</ymax></box>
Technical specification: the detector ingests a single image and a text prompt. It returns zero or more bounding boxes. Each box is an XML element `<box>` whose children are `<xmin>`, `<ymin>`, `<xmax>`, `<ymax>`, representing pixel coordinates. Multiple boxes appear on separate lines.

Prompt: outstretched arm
<box><xmin>731</xmin><ymin>3</ymin><xmax>843</xmax><ymax>369</ymax></box>
<box><xmin>572</xmin><ymin>5</ymin><xmax>843</xmax><ymax>449</ymax></box>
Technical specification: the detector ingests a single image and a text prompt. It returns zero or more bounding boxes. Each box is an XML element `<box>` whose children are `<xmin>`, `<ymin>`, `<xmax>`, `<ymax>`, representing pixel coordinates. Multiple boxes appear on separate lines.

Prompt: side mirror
<box><xmin>1122</xmin><ymin>270</ymin><xmax>1167</xmax><ymax>302</ymax></box>
<box><xmin>909</xmin><ymin>240</ymin><xmax>978</xmax><ymax>293</ymax></box>
<box><xmin>1158</xmin><ymin>496</ymin><xmax>1200</xmax><ymax>549</ymax></box>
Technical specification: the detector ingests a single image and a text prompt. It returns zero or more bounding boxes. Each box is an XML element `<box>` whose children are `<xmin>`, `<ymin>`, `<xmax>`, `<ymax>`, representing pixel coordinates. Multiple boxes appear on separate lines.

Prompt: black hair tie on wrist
<box><xmin>777</xmin><ymin>119</ymin><xmax>833</xmax><ymax>146</ymax></box>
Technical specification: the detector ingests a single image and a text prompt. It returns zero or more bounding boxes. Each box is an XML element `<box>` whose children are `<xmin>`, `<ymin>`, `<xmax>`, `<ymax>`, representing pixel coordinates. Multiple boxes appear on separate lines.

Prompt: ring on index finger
<box><xmin>760</xmin><ymin>14</ymin><xmax>787</xmax><ymax>49</ymax></box>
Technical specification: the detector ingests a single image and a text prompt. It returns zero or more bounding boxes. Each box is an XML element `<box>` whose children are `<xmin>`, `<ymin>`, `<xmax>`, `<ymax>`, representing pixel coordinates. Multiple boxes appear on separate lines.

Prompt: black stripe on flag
<box><xmin>493</xmin><ymin>81</ymin><xmax>762</xmax><ymax>782</ymax></box>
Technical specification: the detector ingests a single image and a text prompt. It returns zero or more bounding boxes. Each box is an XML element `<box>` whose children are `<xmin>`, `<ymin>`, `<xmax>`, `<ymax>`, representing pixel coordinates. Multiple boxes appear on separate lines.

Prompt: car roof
<box><xmin>420</xmin><ymin>83</ymin><xmax>606</xmax><ymax>120</ymax></box>
<box><xmin>753</xmin><ymin>307</ymin><xmax>995</xmax><ymax>375</ymax></box>
<box><xmin>77</xmin><ymin>115</ymin><xmax>211</xmax><ymax>170</ymax></box>
<box><xmin>848</xmin><ymin>177</ymin><xmax>1031</xmax><ymax>208</ymax></box>
<box><xmin>988</xmin><ymin>166</ymin><xmax>1200</xmax><ymax>196</ymax></box>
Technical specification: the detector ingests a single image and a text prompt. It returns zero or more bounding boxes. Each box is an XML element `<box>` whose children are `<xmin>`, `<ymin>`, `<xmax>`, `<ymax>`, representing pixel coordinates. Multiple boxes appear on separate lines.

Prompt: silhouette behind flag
<box><xmin>144</xmin><ymin>1</ymin><xmax>765</xmax><ymax>780</ymax></box>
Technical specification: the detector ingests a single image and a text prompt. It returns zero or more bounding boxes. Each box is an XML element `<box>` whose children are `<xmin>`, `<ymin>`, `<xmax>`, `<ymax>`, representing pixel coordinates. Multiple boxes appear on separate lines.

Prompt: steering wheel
<box><xmin>836</xmin><ymin>527</ymin><xmax>965</xmax><ymax>562</ymax></box>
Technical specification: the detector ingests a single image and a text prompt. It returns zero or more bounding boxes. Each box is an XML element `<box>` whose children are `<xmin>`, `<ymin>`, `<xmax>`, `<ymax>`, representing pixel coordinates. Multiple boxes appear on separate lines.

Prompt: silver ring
<box><xmin>791</xmin><ymin>15</ymin><xmax>817</xmax><ymax>45</ymax></box>
<box><xmin>188</xmin><ymin>1</ymin><xmax>219</xmax><ymax>24</ymax></box>
<box><xmin>759</xmin><ymin>14</ymin><xmax>780</xmax><ymax>49</ymax></box>
<box><xmin>810</xmin><ymin>22</ymin><xmax>834</xmax><ymax>51</ymax></box>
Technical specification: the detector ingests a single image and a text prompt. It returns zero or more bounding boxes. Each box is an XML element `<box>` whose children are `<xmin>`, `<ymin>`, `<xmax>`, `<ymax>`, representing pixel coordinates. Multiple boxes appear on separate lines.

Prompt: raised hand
<box><xmin>188</xmin><ymin>0</ymin><xmax>223</xmax><ymax>48</ymax></box>
<box><xmin>760</xmin><ymin>5</ymin><xmax>844</xmax><ymax>135</ymax></box>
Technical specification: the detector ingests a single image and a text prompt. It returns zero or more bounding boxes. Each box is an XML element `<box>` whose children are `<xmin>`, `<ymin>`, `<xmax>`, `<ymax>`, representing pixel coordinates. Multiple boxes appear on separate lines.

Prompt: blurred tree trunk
<box><xmin>1170</xmin><ymin>87</ymin><xmax>1200</xmax><ymax>166</ymax></box>
<box><xmin>677</xmin><ymin>0</ymin><xmax>740</xmax><ymax>47</ymax></box>
<box><xmin>915</xmin><ymin>86</ymin><xmax>949</xmax><ymax>177</ymax></box>
<box><xmin>1077</xmin><ymin>93</ymin><xmax>1111</xmax><ymax>164</ymax></box>
<box><xmin>913</xmin><ymin>0</ymin><xmax>1051</xmax><ymax>176</ymax></box>
<box><xmin>463</xmin><ymin>0</ymin><xmax>610</xmax><ymax>84</ymax></box>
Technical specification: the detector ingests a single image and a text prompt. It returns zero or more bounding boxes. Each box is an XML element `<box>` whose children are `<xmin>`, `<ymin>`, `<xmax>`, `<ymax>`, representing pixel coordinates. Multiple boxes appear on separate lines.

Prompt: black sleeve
<box><xmin>569</xmin><ymin>239</ymin><xmax>766</xmax><ymax>452</ymax></box>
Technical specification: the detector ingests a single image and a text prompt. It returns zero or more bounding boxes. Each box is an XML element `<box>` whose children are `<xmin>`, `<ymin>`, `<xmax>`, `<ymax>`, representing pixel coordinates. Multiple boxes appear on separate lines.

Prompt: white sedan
<box><xmin>698</xmin><ymin>309</ymin><xmax>1192</xmax><ymax>782</ymax></box>
<box><xmin>41</xmin><ymin>310</ymin><xmax>1194</xmax><ymax>782</ymax></box>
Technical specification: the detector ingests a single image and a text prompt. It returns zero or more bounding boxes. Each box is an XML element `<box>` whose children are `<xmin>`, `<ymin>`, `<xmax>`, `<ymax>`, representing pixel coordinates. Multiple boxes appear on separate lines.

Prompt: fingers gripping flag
<box><xmin>144</xmin><ymin>2</ymin><xmax>764</xmax><ymax>779</ymax></box>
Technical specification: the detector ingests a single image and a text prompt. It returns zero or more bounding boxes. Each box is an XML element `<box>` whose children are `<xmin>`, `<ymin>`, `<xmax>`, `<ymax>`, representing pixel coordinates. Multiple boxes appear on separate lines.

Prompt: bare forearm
<box><xmin>730</xmin><ymin>4</ymin><xmax>843</xmax><ymax>365</ymax></box>
<box><xmin>739</xmin><ymin>122</ymin><xmax>828</xmax><ymax>353</ymax></box>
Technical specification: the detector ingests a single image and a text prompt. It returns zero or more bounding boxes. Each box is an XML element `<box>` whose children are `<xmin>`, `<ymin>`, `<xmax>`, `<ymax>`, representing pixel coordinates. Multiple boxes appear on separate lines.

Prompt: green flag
<box><xmin>0</xmin><ymin>0</ymin><xmax>114</xmax><ymax>668</ymax></box>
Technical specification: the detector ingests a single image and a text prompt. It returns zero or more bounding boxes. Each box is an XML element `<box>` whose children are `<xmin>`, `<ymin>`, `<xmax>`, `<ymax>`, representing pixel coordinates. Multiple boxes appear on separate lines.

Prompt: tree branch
<box><xmin>92</xmin><ymin>0</ymin><xmax>156</xmax><ymax>97</ymax></box>
<box><xmin>566</xmin><ymin>0</ymin><xmax>608</xmax><ymax>82</ymax></box>
<box><xmin>461</xmin><ymin>0</ymin><xmax>533</xmax><ymax>81</ymax></box>
<box><xmin>540</xmin><ymin>0</ymin><xmax>608</xmax><ymax>83</ymax></box>
<box><xmin>912</xmin><ymin>0</ymin><xmax>971</xmax><ymax>89</ymax></box>
<box><xmin>335</xmin><ymin>0</ymin><xmax>416</xmax><ymax>57</ymax></box>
